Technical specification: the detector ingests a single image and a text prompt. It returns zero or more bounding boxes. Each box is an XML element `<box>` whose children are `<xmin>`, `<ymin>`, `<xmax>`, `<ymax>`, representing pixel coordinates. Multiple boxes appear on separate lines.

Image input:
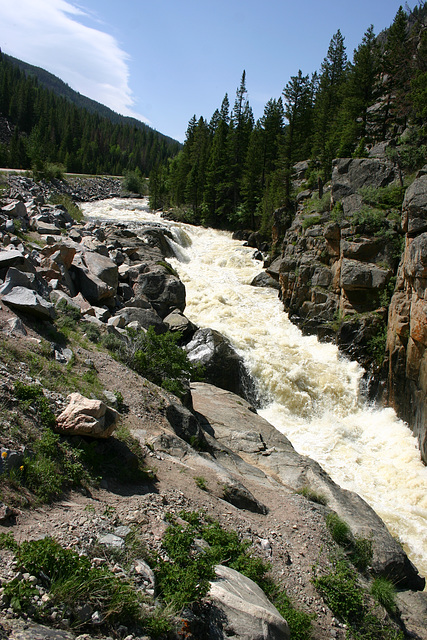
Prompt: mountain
<box><xmin>4</xmin><ymin>52</ymin><xmax>178</xmax><ymax>146</ymax></box>
<box><xmin>0</xmin><ymin>51</ymin><xmax>181</xmax><ymax>175</ymax></box>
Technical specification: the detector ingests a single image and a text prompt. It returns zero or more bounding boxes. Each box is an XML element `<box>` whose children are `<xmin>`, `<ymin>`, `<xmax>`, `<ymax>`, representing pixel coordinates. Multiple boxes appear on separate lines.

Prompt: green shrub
<box><xmin>32</xmin><ymin>161</ymin><xmax>65</xmax><ymax>182</ymax></box>
<box><xmin>4</xmin><ymin>537</ymin><xmax>143</xmax><ymax>628</ymax></box>
<box><xmin>194</xmin><ymin>476</ymin><xmax>208</xmax><ymax>491</ymax></box>
<box><xmin>14</xmin><ymin>382</ymin><xmax>56</xmax><ymax>429</ymax></box>
<box><xmin>370</xmin><ymin>577</ymin><xmax>397</xmax><ymax>615</ymax></box>
<box><xmin>104</xmin><ymin>326</ymin><xmax>203</xmax><ymax>399</ymax></box>
<box><xmin>326</xmin><ymin>512</ymin><xmax>352</xmax><ymax>546</ymax></box>
<box><xmin>48</xmin><ymin>193</ymin><xmax>83</xmax><ymax>222</ymax></box>
<box><xmin>350</xmin><ymin>536</ymin><xmax>373</xmax><ymax>572</ymax></box>
<box><xmin>122</xmin><ymin>170</ymin><xmax>145</xmax><ymax>194</ymax></box>
<box><xmin>297</xmin><ymin>486</ymin><xmax>327</xmax><ymax>505</ymax></box>
<box><xmin>367</xmin><ymin>325</ymin><xmax>388</xmax><ymax>366</ymax></box>
<box><xmin>358</xmin><ymin>184</ymin><xmax>405</xmax><ymax>210</ymax></box>
<box><xmin>302</xmin><ymin>214</ymin><xmax>322</xmax><ymax>230</ymax></box>
<box><xmin>352</xmin><ymin>206</ymin><xmax>386</xmax><ymax>232</ymax></box>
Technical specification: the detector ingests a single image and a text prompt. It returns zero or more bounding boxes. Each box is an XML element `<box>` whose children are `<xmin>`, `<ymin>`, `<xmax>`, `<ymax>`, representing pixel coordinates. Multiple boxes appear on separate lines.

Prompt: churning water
<box><xmin>83</xmin><ymin>198</ymin><xmax>427</xmax><ymax>579</ymax></box>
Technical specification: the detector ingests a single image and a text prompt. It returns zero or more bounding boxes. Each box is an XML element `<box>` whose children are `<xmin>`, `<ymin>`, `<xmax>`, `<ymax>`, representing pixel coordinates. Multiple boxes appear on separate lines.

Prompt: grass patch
<box><xmin>152</xmin><ymin>510</ymin><xmax>312</xmax><ymax>638</ymax></box>
<box><xmin>48</xmin><ymin>193</ymin><xmax>83</xmax><ymax>222</ymax></box>
<box><xmin>370</xmin><ymin>577</ymin><xmax>397</xmax><ymax>615</ymax></box>
<box><xmin>313</xmin><ymin>559</ymin><xmax>402</xmax><ymax>639</ymax></box>
<box><xmin>297</xmin><ymin>486</ymin><xmax>327</xmax><ymax>506</ymax></box>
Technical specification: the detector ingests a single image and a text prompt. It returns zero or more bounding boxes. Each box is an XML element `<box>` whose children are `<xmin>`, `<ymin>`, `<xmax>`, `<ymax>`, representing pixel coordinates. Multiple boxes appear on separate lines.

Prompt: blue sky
<box><xmin>0</xmin><ymin>0</ymin><xmax>410</xmax><ymax>142</ymax></box>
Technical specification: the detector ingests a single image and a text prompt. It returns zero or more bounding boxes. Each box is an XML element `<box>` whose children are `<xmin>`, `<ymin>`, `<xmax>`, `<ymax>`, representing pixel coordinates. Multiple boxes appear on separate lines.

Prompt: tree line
<box><xmin>150</xmin><ymin>4</ymin><xmax>427</xmax><ymax>235</ymax></box>
<box><xmin>0</xmin><ymin>53</ymin><xmax>180</xmax><ymax>176</ymax></box>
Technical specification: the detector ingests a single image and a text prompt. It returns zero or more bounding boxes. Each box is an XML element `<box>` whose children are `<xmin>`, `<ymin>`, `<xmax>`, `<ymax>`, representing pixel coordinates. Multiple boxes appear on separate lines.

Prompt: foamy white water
<box><xmin>83</xmin><ymin>198</ymin><xmax>427</xmax><ymax>578</ymax></box>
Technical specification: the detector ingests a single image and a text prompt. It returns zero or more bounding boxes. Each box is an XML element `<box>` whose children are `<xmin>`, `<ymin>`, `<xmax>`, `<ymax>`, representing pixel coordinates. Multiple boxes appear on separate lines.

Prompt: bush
<box><xmin>359</xmin><ymin>184</ymin><xmax>405</xmax><ymax>210</ymax></box>
<box><xmin>370</xmin><ymin>577</ymin><xmax>397</xmax><ymax>615</ymax></box>
<box><xmin>32</xmin><ymin>161</ymin><xmax>65</xmax><ymax>182</ymax></box>
<box><xmin>104</xmin><ymin>326</ymin><xmax>203</xmax><ymax>399</ymax></box>
<box><xmin>4</xmin><ymin>537</ymin><xmax>143</xmax><ymax>629</ymax></box>
<box><xmin>14</xmin><ymin>382</ymin><xmax>56</xmax><ymax>429</ymax></box>
<box><xmin>326</xmin><ymin>512</ymin><xmax>351</xmax><ymax>546</ymax></box>
<box><xmin>48</xmin><ymin>193</ymin><xmax>83</xmax><ymax>222</ymax></box>
<box><xmin>122</xmin><ymin>170</ymin><xmax>145</xmax><ymax>194</ymax></box>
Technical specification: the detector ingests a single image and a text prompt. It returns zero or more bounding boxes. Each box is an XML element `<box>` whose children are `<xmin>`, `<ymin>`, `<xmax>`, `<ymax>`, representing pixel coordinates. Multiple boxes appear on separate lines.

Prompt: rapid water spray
<box><xmin>83</xmin><ymin>198</ymin><xmax>427</xmax><ymax>578</ymax></box>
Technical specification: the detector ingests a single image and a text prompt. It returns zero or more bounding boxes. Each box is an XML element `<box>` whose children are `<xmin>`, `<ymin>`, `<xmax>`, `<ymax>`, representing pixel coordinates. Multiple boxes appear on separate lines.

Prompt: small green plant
<box><xmin>326</xmin><ymin>512</ymin><xmax>351</xmax><ymax>546</ymax></box>
<box><xmin>194</xmin><ymin>476</ymin><xmax>208</xmax><ymax>491</ymax></box>
<box><xmin>48</xmin><ymin>193</ymin><xmax>83</xmax><ymax>222</ymax></box>
<box><xmin>367</xmin><ymin>325</ymin><xmax>388</xmax><ymax>366</ymax></box>
<box><xmin>302</xmin><ymin>214</ymin><xmax>322</xmax><ymax>230</ymax></box>
<box><xmin>54</xmin><ymin>299</ymin><xmax>81</xmax><ymax>334</ymax></box>
<box><xmin>370</xmin><ymin>577</ymin><xmax>397</xmax><ymax>615</ymax></box>
<box><xmin>297</xmin><ymin>486</ymin><xmax>327</xmax><ymax>506</ymax></box>
<box><xmin>14</xmin><ymin>382</ymin><xmax>56</xmax><ymax>429</ymax></box>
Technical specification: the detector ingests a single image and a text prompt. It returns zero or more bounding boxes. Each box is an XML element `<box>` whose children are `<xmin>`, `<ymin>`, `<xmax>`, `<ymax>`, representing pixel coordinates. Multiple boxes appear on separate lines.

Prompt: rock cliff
<box><xmin>267</xmin><ymin>159</ymin><xmax>427</xmax><ymax>460</ymax></box>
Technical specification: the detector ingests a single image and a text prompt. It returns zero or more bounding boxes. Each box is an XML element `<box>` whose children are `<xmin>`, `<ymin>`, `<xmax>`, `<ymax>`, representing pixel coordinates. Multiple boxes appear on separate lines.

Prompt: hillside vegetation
<box><xmin>0</xmin><ymin>53</ymin><xmax>181</xmax><ymax>177</ymax></box>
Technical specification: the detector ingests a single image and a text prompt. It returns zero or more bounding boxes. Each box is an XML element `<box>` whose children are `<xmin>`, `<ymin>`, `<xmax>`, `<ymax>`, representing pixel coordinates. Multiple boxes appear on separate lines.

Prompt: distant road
<box><xmin>0</xmin><ymin>169</ymin><xmax>124</xmax><ymax>179</ymax></box>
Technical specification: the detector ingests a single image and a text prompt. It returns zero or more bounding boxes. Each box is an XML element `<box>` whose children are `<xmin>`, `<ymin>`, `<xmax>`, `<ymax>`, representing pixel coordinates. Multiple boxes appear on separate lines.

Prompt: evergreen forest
<box><xmin>0</xmin><ymin>53</ymin><xmax>180</xmax><ymax>177</ymax></box>
<box><xmin>149</xmin><ymin>4</ymin><xmax>427</xmax><ymax>236</ymax></box>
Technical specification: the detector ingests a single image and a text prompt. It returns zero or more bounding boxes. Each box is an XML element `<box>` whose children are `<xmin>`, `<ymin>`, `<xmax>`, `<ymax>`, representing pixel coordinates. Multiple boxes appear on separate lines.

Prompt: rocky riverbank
<box><xmin>263</xmin><ymin>158</ymin><xmax>427</xmax><ymax>464</ymax></box>
<box><xmin>0</xmin><ymin>176</ymin><xmax>426</xmax><ymax>640</ymax></box>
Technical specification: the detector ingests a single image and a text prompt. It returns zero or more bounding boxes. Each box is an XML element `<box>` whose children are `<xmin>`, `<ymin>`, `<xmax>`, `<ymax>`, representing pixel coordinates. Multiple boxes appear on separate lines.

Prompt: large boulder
<box><xmin>185</xmin><ymin>328</ymin><xmax>246</xmax><ymax>396</ymax></box>
<box><xmin>55</xmin><ymin>392</ymin><xmax>119</xmax><ymax>438</ymax></box>
<box><xmin>1</xmin><ymin>286</ymin><xmax>56</xmax><ymax>321</ymax></box>
<box><xmin>71</xmin><ymin>250</ymin><xmax>118</xmax><ymax>304</ymax></box>
<box><xmin>131</xmin><ymin>265</ymin><xmax>186</xmax><ymax>318</ymax></box>
<box><xmin>191</xmin><ymin>382</ymin><xmax>425</xmax><ymax>591</ymax></box>
<box><xmin>207</xmin><ymin>565</ymin><xmax>289</xmax><ymax>640</ymax></box>
<box><xmin>402</xmin><ymin>170</ymin><xmax>427</xmax><ymax>236</ymax></box>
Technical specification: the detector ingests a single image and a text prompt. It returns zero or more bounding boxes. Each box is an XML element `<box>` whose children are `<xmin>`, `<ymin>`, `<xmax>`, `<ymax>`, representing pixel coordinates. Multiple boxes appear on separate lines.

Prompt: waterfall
<box><xmin>83</xmin><ymin>198</ymin><xmax>427</xmax><ymax>579</ymax></box>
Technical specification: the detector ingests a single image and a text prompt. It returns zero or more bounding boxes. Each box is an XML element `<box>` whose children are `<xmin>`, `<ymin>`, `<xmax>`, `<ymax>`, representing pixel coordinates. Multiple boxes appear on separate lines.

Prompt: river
<box><xmin>82</xmin><ymin>197</ymin><xmax>427</xmax><ymax>579</ymax></box>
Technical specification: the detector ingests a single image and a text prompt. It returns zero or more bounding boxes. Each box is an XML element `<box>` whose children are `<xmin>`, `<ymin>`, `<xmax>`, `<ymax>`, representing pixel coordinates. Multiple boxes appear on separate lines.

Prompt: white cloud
<box><xmin>0</xmin><ymin>0</ymin><xmax>150</xmax><ymax>123</ymax></box>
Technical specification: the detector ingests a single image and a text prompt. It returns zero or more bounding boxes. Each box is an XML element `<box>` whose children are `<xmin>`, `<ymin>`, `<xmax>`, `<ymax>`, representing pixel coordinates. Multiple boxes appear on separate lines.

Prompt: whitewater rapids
<box><xmin>82</xmin><ymin>197</ymin><xmax>427</xmax><ymax>579</ymax></box>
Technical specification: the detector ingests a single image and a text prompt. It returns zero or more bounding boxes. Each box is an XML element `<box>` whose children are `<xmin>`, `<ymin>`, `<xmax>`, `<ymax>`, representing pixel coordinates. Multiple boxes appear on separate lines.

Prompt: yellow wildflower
<box><xmin>1</xmin><ymin>451</ymin><xmax>7</xmax><ymax>459</ymax></box>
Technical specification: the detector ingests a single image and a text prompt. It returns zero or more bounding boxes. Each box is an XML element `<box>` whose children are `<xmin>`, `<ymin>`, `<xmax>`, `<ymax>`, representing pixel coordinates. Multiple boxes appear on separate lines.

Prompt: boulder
<box><xmin>132</xmin><ymin>266</ymin><xmax>186</xmax><ymax>318</ymax></box>
<box><xmin>185</xmin><ymin>328</ymin><xmax>245</xmax><ymax>395</ymax></box>
<box><xmin>0</xmin><ymin>267</ymin><xmax>37</xmax><ymax>295</ymax></box>
<box><xmin>191</xmin><ymin>382</ymin><xmax>425</xmax><ymax>590</ymax></box>
<box><xmin>163</xmin><ymin>309</ymin><xmax>197</xmax><ymax>339</ymax></box>
<box><xmin>207</xmin><ymin>565</ymin><xmax>289</xmax><ymax>640</ymax></box>
<box><xmin>71</xmin><ymin>252</ymin><xmax>117</xmax><ymax>304</ymax></box>
<box><xmin>340</xmin><ymin>259</ymin><xmax>390</xmax><ymax>290</ymax></box>
<box><xmin>115</xmin><ymin>305</ymin><xmax>166</xmax><ymax>333</ymax></box>
<box><xmin>55</xmin><ymin>392</ymin><xmax>119</xmax><ymax>438</ymax></box>
<box><xmin>402</xmin><ymin>172</ymin><xmax>427</xmax><ymax>236</ymax></box>
<box><xmin>1</xmin><ymin>286</ymin><xmax>56</xmax><ymax>321</ymax></box>
<box><xmin>250</xmin><ymin>272</ymin><xmax>281</xmax><ymax>290</ymax></box>
<box><xmin>1</xmin><ymin>200</ymin><xmax>27</xmax><ymax>218</ymax></box>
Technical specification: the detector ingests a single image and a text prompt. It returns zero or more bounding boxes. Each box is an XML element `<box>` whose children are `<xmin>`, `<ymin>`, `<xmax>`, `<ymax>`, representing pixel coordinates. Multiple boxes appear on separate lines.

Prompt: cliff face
<box><xmin>385</xmin><ymin>167</ymin><xmax>427</xmax><ymax>462</ymax></box>
<box><xmin>268</xmin><ymin>158</ymin><xmax>427</xmax><ymax>460</ymax></box>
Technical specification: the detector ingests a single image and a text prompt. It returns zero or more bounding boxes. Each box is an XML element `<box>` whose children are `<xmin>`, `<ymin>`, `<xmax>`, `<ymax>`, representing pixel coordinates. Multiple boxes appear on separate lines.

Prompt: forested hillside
<box><xmin>0</xmin><ymin>53</ymin><xmax>181</xmax><ymax>176</ymax></box>
<box><xmin>151</xmin><ymin>4</ymin><xmax>427</xmax><ymax>234</ymax></box>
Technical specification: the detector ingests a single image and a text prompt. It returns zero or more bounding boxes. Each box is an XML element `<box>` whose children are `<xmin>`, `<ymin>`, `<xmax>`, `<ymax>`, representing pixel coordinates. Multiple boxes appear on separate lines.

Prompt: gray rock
<box><xmin>340</xmin><ymin>259</ymin><xmax>390</xmax><ymax>290</ymax></box>
<box><xmin>250</xmin><ymin>272</ymin><xmax>280</xmax><ymax>290</ymax></box>
<box><xmin>191</xmin><ymin>382</ymin><xmax>425</xmax><ymax>590</ymax></box>
<box><xmin>132</xmin><ymin>266</ymin><xmax>186</xmax><ymax>318</ymax></box>
<box><xmin>185</xmin><ymin>328</ymin><xmax>244</xmax><ymax>395</ymax></box>
<box><xmin>1</xmin><ymin>200</ymin><xmax>27</xmax><ymax>218</ymax></box>
<box><xmin>0</xmin><ymin>267</ymin><xmax>37</xmax><ymax>295</ymax></box>
<box><xmin>0</xmin><ymin>248</ymin><xmax>26</xmax><ymax>270</ymax></box>
<box><xmin>116</xmin><ymin>305</ymin><xmax>166</xmax><ymax>333</ymax></box>
<box><xmin>163</xmin><ymin>309</ymin><xmax>197</xmax><ymax>338</ymax></box>
<box><xmin>2</xmin><ymin>286</ymin><xmax>56</xmax><ymax>320</ymax></box>
<box><xmin>208</xmin><ymin>565</ymin><xmax>289</xmax><ymax>640</ymax></box>
<box><xmin>97</xmin><ymin>533</ymin><xmax>125</xmax><ymax>549</ymax></box>
<box><xmin>402</xmin><ymin>173</ymin><xmax>427</xmax><ymax>236</ymax></box>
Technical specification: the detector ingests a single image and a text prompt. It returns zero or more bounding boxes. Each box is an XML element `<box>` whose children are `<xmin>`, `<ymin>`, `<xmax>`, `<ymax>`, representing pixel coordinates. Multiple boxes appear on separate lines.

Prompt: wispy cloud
<box><xmin>0</xmin><ymin>0</ymin><xmax>149</xmax><ymax>123</ymax></box>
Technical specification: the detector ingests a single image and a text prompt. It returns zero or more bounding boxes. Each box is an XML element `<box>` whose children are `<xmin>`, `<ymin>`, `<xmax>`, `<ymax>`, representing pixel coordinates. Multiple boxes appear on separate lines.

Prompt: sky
<box><xmin>0</xmin><ymin>0</ymin><xmax>411</xmax><ymax>142</ymax></box>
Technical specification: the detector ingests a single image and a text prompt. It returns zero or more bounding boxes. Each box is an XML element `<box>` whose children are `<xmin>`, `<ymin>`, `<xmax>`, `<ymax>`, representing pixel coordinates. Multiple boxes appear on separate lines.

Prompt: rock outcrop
<box><xmin>384</xmin><ymin>166</ymin><xmax>427</xmax><ymax>462</ymax></box>
<box><xmin>55</xmin><ymin>392</ymin><xmax>119</xmax><ymax>438</ymax></box>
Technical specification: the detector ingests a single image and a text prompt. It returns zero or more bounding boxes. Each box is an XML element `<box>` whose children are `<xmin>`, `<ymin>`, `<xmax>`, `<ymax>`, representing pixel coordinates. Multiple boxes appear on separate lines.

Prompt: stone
<box><xmin>402</xmin><ymin>173</ymin><xmax>427</xmax><ymax>236</ymax></box>
<box><xmin>0</xmin><ymin>249</ymin><xmax>26</xmax><ymax>270</ymax></box>
<box><xmin>250</xmin><ymin>272</ymin><xmax>281</xmax><ymax>290</ymax></box>
<box><xmin>340</xmin><ymin>259</ymin><xmax>390</xmax><ymax>290</ymax></box>
<box><xmin>185</xmin><ymin>328</ymin><xmax>245</xmax><ymax>395</ymax></box>
<box><xmin>1</xmin><ymin>200</ymin><xmax>27</xmax><ymax>218</ymax></box>
<box><xmin>191</xmin><ymin>382</ymin><xmax>425</xmax><ymax>590</ymax></box>
<box><xmin>208</xmin><ymin>565</ymin><xmax>289</xmax><ymax>640</ymax></box>
<box><xmin>55</xmin><ymin>392</ymin><xmax>119</xmax><ymax>438</ymax></box>
<box><xmin>115</xmin><ymin>305</ymin><xmax>165</xmax><ymax>333</ymax></box>
<box><xmin>0</xmin><ymin>267</ymin><xmax>37</xmax><ymax>295</ymax></box>
<box><xmin>132</xmin><ymin>266</ymin><xmax>186</xmax><ymax>318</ymax></box>
<box><xmin>97</xmin><ymin>534</ymin><xmax>125</xmax><ymax>549</ymax></box>
<box><xmin>163</xmin><ymin>309</ymin><xmax>197</xmax><ymax>338</ymax></box>
<box><xmin>2</xmin><ymin>286</ymin><xmax>56</xmax><ymax>321</ymax></box>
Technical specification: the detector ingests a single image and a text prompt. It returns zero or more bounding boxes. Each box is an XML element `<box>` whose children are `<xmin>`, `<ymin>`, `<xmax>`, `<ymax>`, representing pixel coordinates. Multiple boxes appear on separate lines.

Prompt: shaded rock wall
<box><xmin>384</xmin><ymin>167</ymin><xmax>427</xmax><ymax>462</ymax></box>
